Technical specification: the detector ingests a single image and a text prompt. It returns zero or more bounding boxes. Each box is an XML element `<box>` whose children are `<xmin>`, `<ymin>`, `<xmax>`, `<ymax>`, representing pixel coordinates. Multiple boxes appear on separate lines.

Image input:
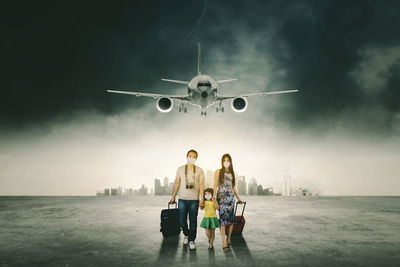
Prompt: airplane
<box><xmin>107</xmin><ymin>44</ymin><xmax>298</xmax><ymax>116</ymax></box>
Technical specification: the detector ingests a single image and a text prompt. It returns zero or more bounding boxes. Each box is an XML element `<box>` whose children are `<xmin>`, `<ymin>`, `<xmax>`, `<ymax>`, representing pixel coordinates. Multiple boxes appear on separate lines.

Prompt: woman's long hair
<box><xmin>218</xmin><ymin>153</ymin><xmax>235</xmax><ymax>187</ymax></box>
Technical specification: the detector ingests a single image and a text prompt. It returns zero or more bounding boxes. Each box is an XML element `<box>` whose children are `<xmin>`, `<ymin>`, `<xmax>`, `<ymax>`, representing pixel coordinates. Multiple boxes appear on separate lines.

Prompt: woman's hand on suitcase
<box><xmin>169</xmin><ymin>197</ymin><xmax>175</xmax><ymax>204</ymax></box>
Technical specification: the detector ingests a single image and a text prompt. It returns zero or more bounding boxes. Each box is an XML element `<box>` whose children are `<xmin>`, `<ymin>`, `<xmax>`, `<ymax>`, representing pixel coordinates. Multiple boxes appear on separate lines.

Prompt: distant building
<box><xmin>138</xmin><ymin>184</ymin><xmax>148</xmax><ymax>195</ymax></box>
<box><xmin>294</xmin><ymin>188</ymin><xmax>312</xmax><ymax>197</ymax></box>
<box><xmin>104</xmin><ymin>189</ymin><xmax>110</xmax><ymax>196</ymax></box>
<box><xmin>237</xmin><ymin>175</ymin><xmax>247</xmax><ymax>195</ymax></box>
<box><xmin>265</xmin><ymin>187</ymin><xmax>274</xmax><ymax>196</ymax></box>
<box><xmin>154</xmin><ymin>178</ymin><xmax>173</xmax><ymax>195</ymax></box>
<box><xmin>248</xmin><ymin>178</ymin><xmax>257</xmax><ymax>195</ymax></box>
<box><xmin>257</xmin><ymin>184</ymin><xmax>264</xmax><ymax>195</ymax></box>
<box><xmin>282</xmin><ymin>175</ymin><xmax>292</xmax><ymax>196</ymax></box>
<box><xmin>154</xmin><ymin>179</ymin><xmax>162</xmax><ymax>195</ymax></box>
<box><xmin>111</xmin><ymin>188</ymin><xmax>118</xmax><ymax>196</ymax></box>
<box><xmin>126</xmin><ymin>188</ymin><xmax>134</xmax><ymax>196</ymax></box>
<box><xmin>205</xmin><ymin>170</ymin><xmax>214</xmax><ymax>189</ymax></box>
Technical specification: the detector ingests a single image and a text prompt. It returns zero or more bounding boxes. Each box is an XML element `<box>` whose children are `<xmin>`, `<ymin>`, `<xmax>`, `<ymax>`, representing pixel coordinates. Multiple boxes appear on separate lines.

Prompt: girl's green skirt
<box><xmin>200</xmin><ymin>217</ymin><xmax>220</xmax><ymax>229</ymax></box>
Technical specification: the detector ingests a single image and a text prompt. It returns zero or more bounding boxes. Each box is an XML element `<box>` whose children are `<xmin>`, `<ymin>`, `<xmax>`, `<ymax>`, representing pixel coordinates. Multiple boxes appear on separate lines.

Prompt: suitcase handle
<box><xmin>168</xmin><ymin>202</ymin><xmax>177</xmax><ymax>209</ymax></box>
<box><xmin>233</xmin><ymin>201</ymin><xmax>246</xmax><ymax>222</ymax></box>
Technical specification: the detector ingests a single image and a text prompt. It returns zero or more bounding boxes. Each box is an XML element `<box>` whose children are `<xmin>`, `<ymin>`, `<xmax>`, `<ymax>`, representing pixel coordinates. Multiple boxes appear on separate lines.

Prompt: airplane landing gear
<box><xmin>216</xmin><ymin>102</ymin><xmax>224</xmax><ymax>113</ymax></box>
<box><xmin>178</xmin><ymin>102</ymin><xmax>186</xmax><ymax>113</ymax></box>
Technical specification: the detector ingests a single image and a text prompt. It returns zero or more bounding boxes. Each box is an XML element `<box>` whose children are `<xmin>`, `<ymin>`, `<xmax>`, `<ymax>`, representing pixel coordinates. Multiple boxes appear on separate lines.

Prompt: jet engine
<box><xmin>231</xmin><ymin>97</ymin><xmax>248</xmax><ymax>112</ymax></box>
<box><xmin>157</xmin><ymin>97</ymin><xmax>173</xmax><ymax>113</ymax></box>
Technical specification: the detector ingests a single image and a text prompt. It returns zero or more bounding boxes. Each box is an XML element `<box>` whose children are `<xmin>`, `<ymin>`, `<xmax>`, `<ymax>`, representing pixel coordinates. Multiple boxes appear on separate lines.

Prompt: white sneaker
<box><xmin>189</xmin><ymin>241</ymin><xmax>196</xmax><ymax>250</ymax></box>
<box><xmin>183</xmin><ymin>236</ymin><xmax>189</xmax><ymax>245</ymax></box>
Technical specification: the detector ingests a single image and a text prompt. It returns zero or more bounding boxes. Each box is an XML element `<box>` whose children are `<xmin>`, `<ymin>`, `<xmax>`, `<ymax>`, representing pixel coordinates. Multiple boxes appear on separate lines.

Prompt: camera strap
<box><xmin>185</xmin><ymin>164</ymin><xmax>196</xmax><ymax>187</ymax></box>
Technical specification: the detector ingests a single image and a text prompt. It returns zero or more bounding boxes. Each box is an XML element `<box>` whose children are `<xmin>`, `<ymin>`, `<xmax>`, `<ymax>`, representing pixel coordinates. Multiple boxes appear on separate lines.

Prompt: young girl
<box><xmin>200</xmin><ymin>188</ymin><xmax>220</xmax><ymax>249</ymax></box>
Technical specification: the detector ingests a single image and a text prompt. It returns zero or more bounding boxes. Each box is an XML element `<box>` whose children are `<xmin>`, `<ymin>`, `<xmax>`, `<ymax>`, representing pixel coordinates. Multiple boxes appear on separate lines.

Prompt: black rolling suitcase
<box><xmin>160</xmin><ymin>202</ymin><xmax>181</xmax><ymax>237</ymax></box>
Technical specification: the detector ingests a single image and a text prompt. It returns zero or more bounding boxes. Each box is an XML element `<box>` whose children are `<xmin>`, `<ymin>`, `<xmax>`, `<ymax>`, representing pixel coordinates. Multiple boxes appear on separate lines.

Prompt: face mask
<box><xmin>187</xmin><ymin>157</ymin><xmax>196</xmax><ymax>165</ymax></box>
<box><xmin>223</xmin><ymin>161</ymin><xmax>230</xmax><ymax>168</ymax></box>
<box><xmin>205</xmin><ymin>194</ymin><xmax>212</xmax><ymax>200</ymax></box>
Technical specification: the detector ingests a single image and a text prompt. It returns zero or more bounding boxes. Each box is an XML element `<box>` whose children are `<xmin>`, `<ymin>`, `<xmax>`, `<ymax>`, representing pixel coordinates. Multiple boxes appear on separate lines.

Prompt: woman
<box><xmin>213</xmin><ymin>153</ymin><xmax>243</xmax><ymax>252</ymax></box>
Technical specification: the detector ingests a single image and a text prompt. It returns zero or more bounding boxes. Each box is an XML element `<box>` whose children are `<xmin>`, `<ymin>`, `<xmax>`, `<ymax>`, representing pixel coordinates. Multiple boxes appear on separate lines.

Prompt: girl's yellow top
<box><xmin>204</xmin><ymin>200</ymin><xmax>217</xmax><ymax>218</ymax></box>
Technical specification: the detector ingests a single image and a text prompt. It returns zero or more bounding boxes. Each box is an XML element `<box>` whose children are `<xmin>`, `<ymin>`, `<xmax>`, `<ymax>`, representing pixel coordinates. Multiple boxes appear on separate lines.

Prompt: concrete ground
<box><xmin>0</xmin><ymin>195</ymin><xmax>399</xmax><ymax>266</ymax></box>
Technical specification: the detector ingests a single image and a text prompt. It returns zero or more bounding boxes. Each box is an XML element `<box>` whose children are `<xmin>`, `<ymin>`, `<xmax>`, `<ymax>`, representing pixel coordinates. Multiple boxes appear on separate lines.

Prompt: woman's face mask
<box><xmin>223</xmin><ymin>161</ymin><xmax>230</xmax><ymax>168</ymax></box>
<box><xmin>187</xmin><ymin>157</ymin><xmax>196</xmax><ymax>165</ymax></box>
<box><xmin>205</xmin><ymin>194</ymin><xmax>212</xmax><ymax>200</ymax></box>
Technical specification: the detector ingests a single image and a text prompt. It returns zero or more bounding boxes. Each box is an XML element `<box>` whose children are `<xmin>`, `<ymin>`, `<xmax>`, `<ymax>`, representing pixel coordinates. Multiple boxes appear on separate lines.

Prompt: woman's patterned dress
<box><xmin>217</xmin><ymin>171</ymin><xmax>235</xmax><ymax>226</ymax></box>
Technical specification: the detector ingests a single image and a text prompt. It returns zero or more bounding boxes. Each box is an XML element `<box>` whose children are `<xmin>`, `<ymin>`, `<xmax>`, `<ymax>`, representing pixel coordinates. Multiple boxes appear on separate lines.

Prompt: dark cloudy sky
<box><xmin>1</xmin><ymin>0</ymin><xmax>400</xmax><ymax>195</ymax></box>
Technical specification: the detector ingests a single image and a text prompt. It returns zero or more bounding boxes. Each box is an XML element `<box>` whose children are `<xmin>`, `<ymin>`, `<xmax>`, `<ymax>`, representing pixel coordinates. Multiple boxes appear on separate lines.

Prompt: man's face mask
<box><xmin>187</xmin><ymin>157</ymin><xmax>196</xmax><ymax>165</ymax></box>
<box><xmin>223</xmin><ymin>161</ymin><xmax>230</xmax><ymax>168</ymax></box>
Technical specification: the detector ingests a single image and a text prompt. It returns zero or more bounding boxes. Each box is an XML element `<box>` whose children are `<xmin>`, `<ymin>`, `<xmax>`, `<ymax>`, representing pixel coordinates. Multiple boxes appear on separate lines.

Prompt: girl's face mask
<box><xmin>187</xmin><ymin>157</ymin><xmax>196</xmax><ymax>165</ymax></box>
<box><xmin>223</xmin><ymin>161</ymin><xmax>230</xmax><ymax>168</ymax></box>
<box><xmin>205</xmin><ymin>194</ymin><xmax>212</xmax><ymax>200</ymax></box>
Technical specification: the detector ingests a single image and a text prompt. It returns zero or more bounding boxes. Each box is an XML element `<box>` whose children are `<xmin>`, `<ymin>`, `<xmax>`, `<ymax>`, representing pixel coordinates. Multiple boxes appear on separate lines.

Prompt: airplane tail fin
<box><xmin>197</xmin><ymin>43</ymin><xmax>201</xmax><ymax>75</ymax></box>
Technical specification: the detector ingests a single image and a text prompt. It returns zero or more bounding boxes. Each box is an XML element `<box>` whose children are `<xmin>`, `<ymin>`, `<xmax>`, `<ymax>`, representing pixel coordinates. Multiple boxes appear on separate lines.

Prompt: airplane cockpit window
<box><xmin>198</xmin><ymin>81</ymin><xmax>211</xmax><ymax>87</ymax></box>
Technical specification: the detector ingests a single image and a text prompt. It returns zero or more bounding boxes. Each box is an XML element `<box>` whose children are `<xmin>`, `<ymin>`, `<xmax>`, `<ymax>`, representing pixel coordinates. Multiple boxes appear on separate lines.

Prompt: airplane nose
<box><xmin>201</xmin><ymin>91</ymin><xmax>208</xmax><ymax>98</ymax></box>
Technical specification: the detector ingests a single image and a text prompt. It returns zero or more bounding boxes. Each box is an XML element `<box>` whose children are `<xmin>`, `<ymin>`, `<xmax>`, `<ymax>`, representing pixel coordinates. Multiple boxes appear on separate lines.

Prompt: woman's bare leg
<box><xmin>219</xmin><ymin>225</ymin><xmax>227</xmax><ymax>248</ymax></box>
<box><xmin>227</xmin><ymin>223</ymin><xmax>233</xmax><ymax>244</ymax></box>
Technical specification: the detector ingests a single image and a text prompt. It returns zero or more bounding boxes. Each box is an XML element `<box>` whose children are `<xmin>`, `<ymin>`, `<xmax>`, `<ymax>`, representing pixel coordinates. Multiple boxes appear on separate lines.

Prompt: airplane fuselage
<box><xmin>186</xmin><ymin>74</ymin><xmax>219</xmax><ymax>109</ymax></box>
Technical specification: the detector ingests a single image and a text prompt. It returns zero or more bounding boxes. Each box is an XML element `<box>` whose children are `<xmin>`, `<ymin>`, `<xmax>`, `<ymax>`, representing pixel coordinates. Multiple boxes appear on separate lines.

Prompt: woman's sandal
<box><xmin>223</xmin><ymin>246</ymin><xmax>229</xmax><ymax>252</ymax></box>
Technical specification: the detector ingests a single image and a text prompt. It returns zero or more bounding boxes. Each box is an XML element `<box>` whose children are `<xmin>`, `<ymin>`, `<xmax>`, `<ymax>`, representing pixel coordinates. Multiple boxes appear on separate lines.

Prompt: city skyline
<box><xmin>99</xmin><ymin>172</ymin><xmax>317</xmax><ymax>197</ymax></box>
<box><xmin>96</xmin><ymin>184</ymin><xmax>149</xmax><ymax>196</ymax></box>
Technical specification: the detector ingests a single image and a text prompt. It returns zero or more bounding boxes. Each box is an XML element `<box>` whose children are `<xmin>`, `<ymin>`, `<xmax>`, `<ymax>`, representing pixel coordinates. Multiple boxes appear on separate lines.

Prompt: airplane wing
<box><xmin>217</xmin><ymin>78</ymin><xmax>237</xmax><ymax>84</ymax></box>
<box><xmin>161</xmin><ymin>78</ymin><xmax>189</xmax><ymax>85</ymax></box>
<box><xmin>106</xmin><ymin>90</ymin><xmax>190</xmax><ymax>101</ymax></box>
<box><xmin>216</xmin><ymin>89</ymin><xmax>299</xmax><ymax>100</ymax></box>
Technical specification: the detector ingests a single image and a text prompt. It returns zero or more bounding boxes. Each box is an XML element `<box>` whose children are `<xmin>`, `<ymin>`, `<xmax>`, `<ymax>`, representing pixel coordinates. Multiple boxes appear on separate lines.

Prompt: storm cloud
<box><xmin>1</xmin><ymin>0</ymin><xmax>400</xmax><ymax>195</ymax></box>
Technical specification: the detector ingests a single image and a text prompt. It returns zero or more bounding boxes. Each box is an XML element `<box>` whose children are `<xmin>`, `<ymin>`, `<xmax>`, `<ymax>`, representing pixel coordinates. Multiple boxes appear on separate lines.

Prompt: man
<box><xmin>170</xmin><ymin>149</ymin><xmax>205</xmax><ymax>250</ymax></box>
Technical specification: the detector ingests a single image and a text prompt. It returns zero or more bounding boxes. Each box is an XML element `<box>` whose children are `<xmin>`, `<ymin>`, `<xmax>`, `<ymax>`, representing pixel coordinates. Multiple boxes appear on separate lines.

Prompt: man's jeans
<box><xmin>178</xmin><ymin>199</ymin><xmax>199</xmax><ymax>242</ymax></box>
